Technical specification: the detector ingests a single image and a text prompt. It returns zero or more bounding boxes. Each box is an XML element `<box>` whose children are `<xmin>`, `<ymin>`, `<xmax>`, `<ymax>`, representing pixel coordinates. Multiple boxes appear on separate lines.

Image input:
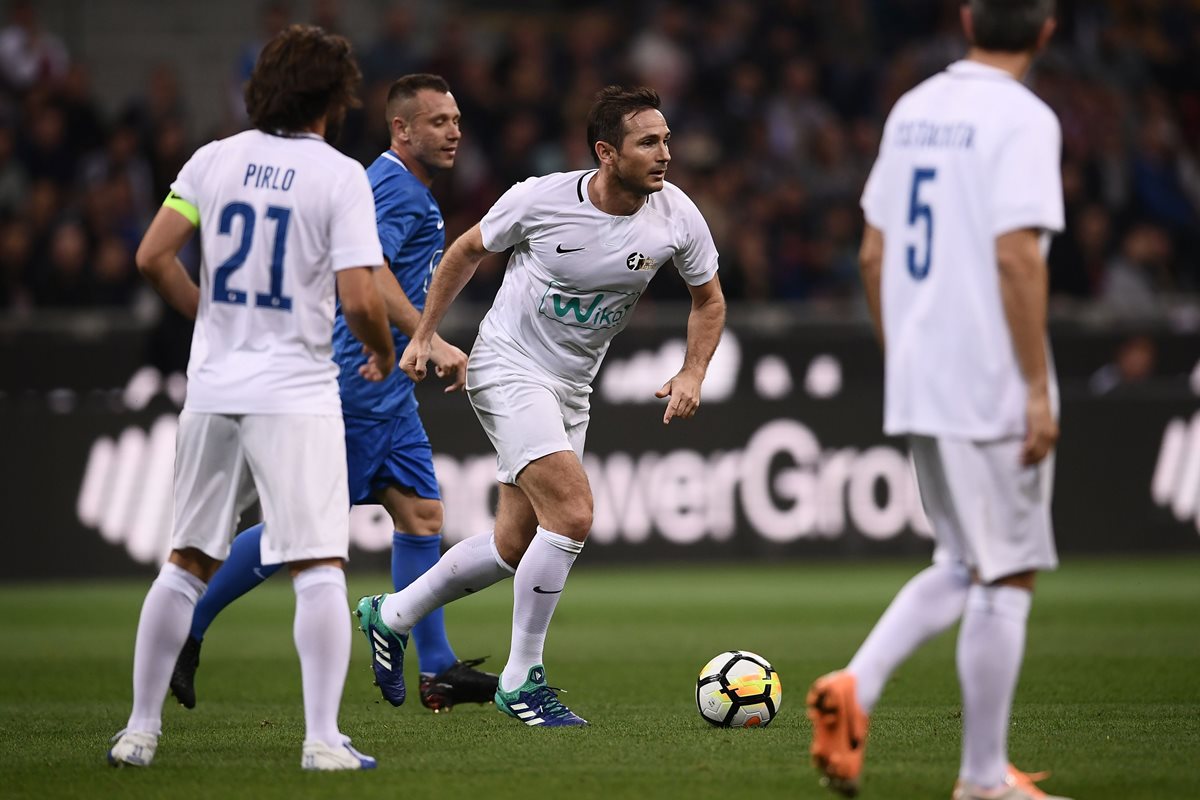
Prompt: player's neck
<box><xmin>588</xmin><ymin>170</ymin><xmax>646</xmax><ymax>217</ymax></box>
<box><xmin>304</xmin><ymin>115</ymin><xmax>326</xmax><ymax>138</ymax></box>
<box><xmin>389</xmin><ymin>145</ymin><xmax>434</xmax><ymax>187</ymax></box>
<box><xmin>965</xmin><ymin>47</ymin><xmax>1035</xmax><ymax>82</ymax></box>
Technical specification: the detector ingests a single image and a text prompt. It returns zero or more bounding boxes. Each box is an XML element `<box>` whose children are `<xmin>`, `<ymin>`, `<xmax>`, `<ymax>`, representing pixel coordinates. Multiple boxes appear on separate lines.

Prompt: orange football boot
<box><xmin>806</xmin><ymin>670</ymin><xmax>870</xmax><ymax>797</ymax></box>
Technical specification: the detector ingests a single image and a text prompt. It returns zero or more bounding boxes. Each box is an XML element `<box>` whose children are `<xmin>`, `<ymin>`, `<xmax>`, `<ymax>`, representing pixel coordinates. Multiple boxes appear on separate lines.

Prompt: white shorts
<box><xmin>910</xmin><ymin>435</ymin><xmax>1058</xmax><ymax>583</ymax></box>
<box><xmin>172</xmin><ymin>411</ymin><xmax>350</xmax><ymax>564</ymax></box>
<box><xmin>466</xmin><ymin>340</ymin><xmax>590</xmax><ymax>484</ymax></box>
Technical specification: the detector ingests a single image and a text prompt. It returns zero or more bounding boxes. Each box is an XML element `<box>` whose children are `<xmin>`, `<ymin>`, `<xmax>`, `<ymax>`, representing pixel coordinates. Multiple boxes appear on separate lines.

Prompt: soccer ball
<box><xmin>695</xmin><ymin>650</ymin><xmax>781</xmax><ymax>728</ymax></box>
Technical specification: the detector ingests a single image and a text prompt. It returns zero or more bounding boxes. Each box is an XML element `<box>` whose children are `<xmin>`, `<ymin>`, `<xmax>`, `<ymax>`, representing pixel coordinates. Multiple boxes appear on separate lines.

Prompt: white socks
<box><xmin>957</xmin><ymin>584</ymin><xmax>1032</xmax><ymax>791</ymax></box>
<box><xmin>848</xmin><ymin>562</ymin><xmax>971</xmax><ymax>713</ymax></box>
<box><xmin>500</xmin><ymin>527</ymin><xmax>583</xmax><ymax>692</ymax></box>
<box><xmin>293</xmin><ymin>566</ymin><xmax>350</xmax><ymax>748</ymax></box>
<box><xmin>381</xmin><ymin>531</ymin><xmax>515</xmax><ymax>635</ymax></box>
<box><xmin>127</xmin><ymin>562</ymin><xmax>207</xmax><ymax>735</ymax></box>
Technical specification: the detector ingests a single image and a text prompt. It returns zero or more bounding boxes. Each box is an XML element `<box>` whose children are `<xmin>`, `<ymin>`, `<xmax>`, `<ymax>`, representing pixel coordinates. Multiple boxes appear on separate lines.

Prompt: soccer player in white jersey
<box><xmin>805</xmin><ymin>2</ymin><xmax>1072</xmax><ymax>799</ymax></box>
<box><xmin>355</xmin><ymin>85</ymin><xmax>726</xmax><ymax>726</ymax></box>
<box><xmin>107</xmin><ymin>25</ymin><xmax>394</xmax><ymax>771</ymax></box>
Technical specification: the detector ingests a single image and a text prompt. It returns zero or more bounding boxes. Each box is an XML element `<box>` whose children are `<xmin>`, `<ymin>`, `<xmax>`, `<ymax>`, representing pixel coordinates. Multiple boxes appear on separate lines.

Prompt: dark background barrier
<box><xmin>3</xmin><ymin>315</ymin><xmax>1197</xmax><ymax>580</ymax></box>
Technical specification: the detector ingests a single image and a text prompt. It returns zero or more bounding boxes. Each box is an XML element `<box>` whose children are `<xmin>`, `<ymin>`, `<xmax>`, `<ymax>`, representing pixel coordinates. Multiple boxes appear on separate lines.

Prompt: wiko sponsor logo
<box><xmin>1151</xmin><ymin>411</ymin><xmax>1200</xmax><ymax>533</ymax></box>
<box><xmin>539</xmin><ymin>281</ymin><xmax>640</xmax><ymax>330</ymax></box>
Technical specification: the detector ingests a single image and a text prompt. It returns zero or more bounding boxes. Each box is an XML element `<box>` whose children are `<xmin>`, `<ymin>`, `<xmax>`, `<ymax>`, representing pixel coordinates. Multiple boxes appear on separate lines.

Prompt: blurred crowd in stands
<box><xmin>1</xmin><ymin>0</ymin><xmax>1198</xmax><ymax>316</ymax></box>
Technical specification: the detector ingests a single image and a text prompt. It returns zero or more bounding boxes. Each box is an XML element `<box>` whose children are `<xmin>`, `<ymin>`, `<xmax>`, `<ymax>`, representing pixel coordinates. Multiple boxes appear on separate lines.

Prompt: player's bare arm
<box><xmin>338</xmin><ymin>267</ymin><xmax>395</xmax><ymax>383</ymax></box>
<box><xmin>996</xmin><ymin>227</ymin><xmax>1058</xmax><ymax>466</ymax></box>
<box><xmin>374</xmin><ymin>265</ymin><xmax>467</xmax><ymax>391</ymax></box>
<box><xmin>656</xmin><ymin>274</ymin><xmax>726</xmax><ymax>424</ymax></box>
<box><xmin>135</xmin><ymin>205</ymin><xmax>201</xmax><ymax>320</ymax></box>
<box><xmin>859</xmin><ymin>223</ymin><xmax>885</xmax><ymax>351</ymax></box>
<box><xmin>401</xmin><ymin>222</ymin><xmax>489</xmax><ymax>382</ymax></box>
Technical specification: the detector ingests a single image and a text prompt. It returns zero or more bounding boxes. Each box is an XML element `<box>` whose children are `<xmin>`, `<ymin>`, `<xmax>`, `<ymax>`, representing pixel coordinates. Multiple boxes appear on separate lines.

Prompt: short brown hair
<box><xmin>386</xmin><ymin>74</ymin><xmax>451</xmax><ymax>110</ymax></box>
<box><xmin>969</xmin><ymin>0</ymin><xmax>1055</xmax><ymax>52</ymax></box>
<box><xmin>586</xmin><ymin>86</ymin><xmax>662</xmax><ymax>165</ymax></box>
<box><xmin>244</xmin><ymin>24</ymin><xmax>363</xmax><ymax>134</ymax></box>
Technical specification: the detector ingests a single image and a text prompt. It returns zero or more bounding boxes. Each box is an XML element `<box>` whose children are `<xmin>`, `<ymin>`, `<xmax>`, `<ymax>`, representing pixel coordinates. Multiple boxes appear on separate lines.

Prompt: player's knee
<box><xmin>406</xmin><ymin>499</ymin><xmax>444</xmax><ymax>537</ymax></box>
<box><xmin>553</xmin><ymin>506</ymin><xmax>592</xmax><ymax>540</ymax></box>
<box><xmin>169</xmin><ymin>548</ymin><xmax>219</xmax><ymax>582</ymax></box>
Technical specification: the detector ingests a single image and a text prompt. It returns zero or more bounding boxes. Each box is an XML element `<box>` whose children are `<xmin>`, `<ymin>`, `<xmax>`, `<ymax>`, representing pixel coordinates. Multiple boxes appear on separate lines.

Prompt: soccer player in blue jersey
<box><xmin>169</xmin><ymin>74</ymin><xmax>499</xmax><ymax>712</ymax></box>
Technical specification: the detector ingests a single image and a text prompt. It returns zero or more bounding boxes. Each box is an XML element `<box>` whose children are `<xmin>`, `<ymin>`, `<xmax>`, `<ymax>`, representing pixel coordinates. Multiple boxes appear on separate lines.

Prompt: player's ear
<box><xmin>595</xmin><ymin>140</ymin><xmax>615</xmax><ymax>166</ymax></box>
<box><xmin>960</xmin><ymin>4</ymin><xmax>975</xmax><ymax>45</ymax></box>
<box><xmin>1035</xmin><ymin>17</ymin><xmax>1057</xmax><ymax>52</ymax></box>
<box><xmin>391</xmin><ymin>115</ymin><xmax>408</xmax><ymax>143</ymax></box>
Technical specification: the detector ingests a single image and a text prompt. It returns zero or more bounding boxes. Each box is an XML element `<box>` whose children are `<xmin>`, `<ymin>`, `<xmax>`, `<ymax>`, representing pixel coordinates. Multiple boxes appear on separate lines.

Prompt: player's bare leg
<box><xmin>493</xmin><ymin>451</ymin><xmax>591</xmax><ymax>727</ymax></box>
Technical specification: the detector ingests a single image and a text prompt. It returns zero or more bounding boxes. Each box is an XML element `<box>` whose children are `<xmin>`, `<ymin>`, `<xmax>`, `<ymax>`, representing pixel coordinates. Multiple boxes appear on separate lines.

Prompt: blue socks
<box><xmin>188</xmin><ymin>526</ymin><xmax>457</xmax><ymax>678</ymax></box>
<box><xmin>188</xmin><ymin>524</ymin><xmax>281</xmax><ymax>641</ymax></box>
<box><xmin>392</xmin><ymin>532</ymin><xmax>456</xmax><ymax>675</ymax></box>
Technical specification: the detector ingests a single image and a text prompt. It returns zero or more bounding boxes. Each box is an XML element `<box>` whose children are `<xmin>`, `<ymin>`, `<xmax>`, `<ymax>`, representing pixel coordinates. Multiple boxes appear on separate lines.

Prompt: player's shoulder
<box><xmin>308</xmin><ymin>140</ymin><xmax>370</xmax><ymax>178</ymax></box>
<box><xmin>649</xmin><ymin>179</ymin><xmax>705</xmax><ymax>220</ymax></box>
<box><xmin>1017</xmin><ymin>88</ymin><xmax>1060</xmax><ymax>133</ymax></box>
<box><xmin>494</xmin><ymin>170</ymin><xmax>593</xmax><ymax>214</ymax></box>
<box><xmin>518</xmin><ymin>169</ymin><xmax>591</xmax><ymax>197</ymax></box>
<box><xmin>367</xmin><ymin>151</ymin><xmax>418</xmax><ymax>184</ymax></box>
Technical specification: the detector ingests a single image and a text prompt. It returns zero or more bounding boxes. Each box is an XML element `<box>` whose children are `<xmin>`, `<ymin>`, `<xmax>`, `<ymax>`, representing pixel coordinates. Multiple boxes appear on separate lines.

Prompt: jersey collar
<box><xmin>945</xmin><ymin>59</ymin><xmax>1016</xmax><ymax>82</ymax></box>
<box><xmin>382</xmin><ymin>150</ymin><xmax>410</xmax><ymax>172</ymax></box>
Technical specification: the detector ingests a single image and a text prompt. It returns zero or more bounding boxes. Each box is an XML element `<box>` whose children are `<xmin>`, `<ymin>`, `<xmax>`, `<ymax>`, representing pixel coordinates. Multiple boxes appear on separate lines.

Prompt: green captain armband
<box><xmin>163</xmin><ymin>191</ymin><xmax>200</xmax><ymax>226</ymax></box>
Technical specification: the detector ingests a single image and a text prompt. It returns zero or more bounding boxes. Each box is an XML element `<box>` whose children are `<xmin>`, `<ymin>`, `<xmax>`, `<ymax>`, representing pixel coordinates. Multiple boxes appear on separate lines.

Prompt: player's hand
<box><xmin>655</xmin><ymin>369</ymin><xmax>703</xmax><ymax>424</ymax></box>
<box><xmin>359</xmin><ymin>344</ymin><xmax>395</xmax><ymax>382</ymax></box>
<box><xmin>400</xmin><ymin>337</ymin><xmax>432</xmax><ymax>382</ymax></box>
<box><xmin>1022</xmin><ymin>387</ymin><xmax>1058</xmax><ymax>465</ymax></box>
<box><xmin>429</xmin><ymin>334</ymin><xmax>468</xmax><ymax>393</ymax></box>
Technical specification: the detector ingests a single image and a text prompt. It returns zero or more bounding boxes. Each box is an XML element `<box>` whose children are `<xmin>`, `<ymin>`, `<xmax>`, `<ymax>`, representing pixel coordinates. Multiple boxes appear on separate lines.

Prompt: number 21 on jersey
<box><xmin>213</xmin><ymin>201</ymin><xmax>294</xmax><ymax>310</ymax></box>
<box><xmin>907</xmin><ymin>167</ymin><xmax>936</xmax><ymax>281</ymax></box>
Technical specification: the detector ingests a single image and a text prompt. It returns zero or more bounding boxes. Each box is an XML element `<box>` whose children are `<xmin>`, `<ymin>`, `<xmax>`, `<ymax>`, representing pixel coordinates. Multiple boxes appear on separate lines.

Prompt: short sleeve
<box><xmin>860</xmin><ymin>112</ymin><xmax>894</xmax><ymax>228</ymax></box>
<box><xmin>860</xmin><ymin>156</ymin><xmax>886</xmax><ymax>228</ymax></box>
<box><xmin>169</xmin><ymin>142</ymin><xmax>214</xmax><ymax>207</ymax></box>
<box><xmin>672</xmin><ymin>194</ymin><xmax>720</xmax><ymax>286</ymax></box>
<box><xmin>991</xmin><ymin>105</ymin><xmax>1064</xmax><ymax>236</ymax></box>
<box><xmin>329</xmin><ymin>164</ymin><xmax>384</xmax><ymax>272</ymax></box>
<box><xmin>479</xmin><ymin>178</ymin><xmax>540</xmax><ymax>252</ymax></box>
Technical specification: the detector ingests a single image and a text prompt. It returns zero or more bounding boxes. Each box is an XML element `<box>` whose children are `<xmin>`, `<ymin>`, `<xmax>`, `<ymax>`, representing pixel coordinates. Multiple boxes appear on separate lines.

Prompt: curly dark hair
<box><xmin>244</xmin><ymin>24</ymin><xmax>363</xmax><ymax>134</ymax></box>
<box><xmin>586</xmin><ymin>85</ymin><xmax>662</xmax><ymax>165</ymax></box>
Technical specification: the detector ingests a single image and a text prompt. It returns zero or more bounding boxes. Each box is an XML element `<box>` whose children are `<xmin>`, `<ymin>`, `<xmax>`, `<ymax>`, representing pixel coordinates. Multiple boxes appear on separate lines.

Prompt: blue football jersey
<box><xmin>333</xmin><ymin>151</ymin><xmax>445</xmax><ymax>418</ymax></box>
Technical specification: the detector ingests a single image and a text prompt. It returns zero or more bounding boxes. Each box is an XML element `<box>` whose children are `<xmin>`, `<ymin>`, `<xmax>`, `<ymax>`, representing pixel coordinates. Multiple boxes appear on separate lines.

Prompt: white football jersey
<box><xmin>861</xmin><ymin>60</ymin><xmax>1064</xmax><ymax>439</ymax></box>
<box><xmin>171</xmin><ymin>129</ymin><xmax>383</xmax><ymax>414</ymax></box>
<box><xmin>478</xmin><ymin>170</ymin><xmax>719</xmax><ymax>387</ymax></box>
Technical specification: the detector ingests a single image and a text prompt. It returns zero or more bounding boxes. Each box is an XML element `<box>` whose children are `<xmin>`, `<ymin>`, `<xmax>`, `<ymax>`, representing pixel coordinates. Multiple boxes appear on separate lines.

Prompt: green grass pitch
<box><xmin>1</xmin><ymin>557</ymin><xmax>1197</xmax><ymax>799</ymax></box>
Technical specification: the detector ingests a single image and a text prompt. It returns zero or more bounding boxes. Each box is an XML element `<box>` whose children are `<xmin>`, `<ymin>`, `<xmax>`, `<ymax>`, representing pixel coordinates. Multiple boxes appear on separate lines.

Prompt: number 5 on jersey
<box><xmin>213</xmin><ymin>202</ymin><xmax>294</xmax><ymax>310</ymax></box>
<box><xmin>907</xmin><ymin>167</ymin><xmax>936</xmax><ymax>280</ymax></box>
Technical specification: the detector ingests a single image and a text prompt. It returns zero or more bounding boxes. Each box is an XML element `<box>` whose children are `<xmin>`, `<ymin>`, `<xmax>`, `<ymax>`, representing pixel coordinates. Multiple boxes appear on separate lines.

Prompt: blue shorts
<box><xmin>344</xmin><ymin>413</ymin><xmax>441</xmax><ymax>505</ymax></box>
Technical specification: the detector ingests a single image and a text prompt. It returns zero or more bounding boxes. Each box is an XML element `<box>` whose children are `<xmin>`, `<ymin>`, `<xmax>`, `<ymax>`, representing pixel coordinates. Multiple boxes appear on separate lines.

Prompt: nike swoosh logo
<box><xmin>436</xmin><ymin>219</ymin><xmax>445</xmax><ymax>229</ymax></box>
<box><xmin>532</xmin><ymin>585</ymin><xmax>563</xmax><ymax>594</ymax></box>
<box><xmin>556</xmin><ymin>244</ymin><xmax>585</xmax><ymax>254</ymax></box>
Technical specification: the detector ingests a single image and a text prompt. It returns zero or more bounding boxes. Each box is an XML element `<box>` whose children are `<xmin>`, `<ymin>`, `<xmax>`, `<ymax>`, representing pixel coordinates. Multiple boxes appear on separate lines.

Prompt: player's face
<box><xmin>404</xmin><ymin>90</ymin><xmax>462</xmax><ymax>173</ymax></box>
<box><xmin>613</xmin><ymin>109</ymin><xmax>671</xmax><ymax>196</ymax></box>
